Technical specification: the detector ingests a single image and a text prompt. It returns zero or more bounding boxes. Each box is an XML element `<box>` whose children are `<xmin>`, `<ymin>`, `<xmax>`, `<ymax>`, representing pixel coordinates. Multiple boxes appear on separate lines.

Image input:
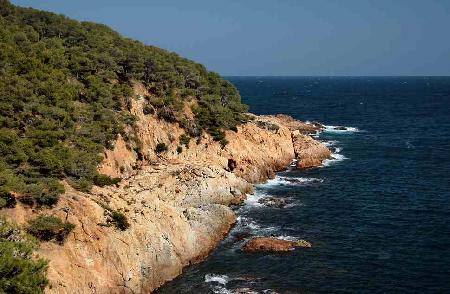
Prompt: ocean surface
<box><xmin>157</xmin><ymin>77</ymin><xmax>450</xmax><ymax>293</ymax></box>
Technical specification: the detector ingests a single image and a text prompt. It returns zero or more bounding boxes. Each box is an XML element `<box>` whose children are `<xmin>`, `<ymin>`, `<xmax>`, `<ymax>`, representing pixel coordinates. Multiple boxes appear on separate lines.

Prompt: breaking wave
<box><xmin>205</xmin><ymin>274</ymin><xmax>278</xmax><ymax>294</ymax></box>
<box><xmin>262</xmin><ymin>176</ymin><xmax>324</xmax><ymax>187</ymax></box>
<box><xmin>322</xmin><ymin>152</ymin><xmax>348</xmax><ymax>167</ymax></box>
<box><xmin>322</xmin><ymin>125</ymin><xmax>360</xmax><ymax>133</ymax></box>
<box><xmin>204</xmin><ymin>274</ymin><xmax>231</xmax><ymax>294</ymax></box>
<box><xmin>322</xmin><ymin>140</ymin><xmax>339</xmax><ymax>147</ymax></box>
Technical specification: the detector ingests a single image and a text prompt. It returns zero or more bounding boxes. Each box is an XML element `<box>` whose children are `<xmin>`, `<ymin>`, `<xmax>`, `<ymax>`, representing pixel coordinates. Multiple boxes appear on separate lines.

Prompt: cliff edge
<box><xmin>2</xmin><ymin>90</ymin><xmax>330</xmax><ymax>293</ymax></box>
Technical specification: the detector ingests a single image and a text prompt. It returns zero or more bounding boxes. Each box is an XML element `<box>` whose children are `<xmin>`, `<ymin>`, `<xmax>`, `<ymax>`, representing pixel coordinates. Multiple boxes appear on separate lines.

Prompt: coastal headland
<box><xmin>2</xmin><ymin>83</ymin><xmax>331</xmax><ymax>293</ymax></box>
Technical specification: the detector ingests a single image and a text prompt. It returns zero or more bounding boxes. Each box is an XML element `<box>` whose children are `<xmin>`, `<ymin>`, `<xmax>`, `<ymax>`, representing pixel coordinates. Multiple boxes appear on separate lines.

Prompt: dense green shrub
<box><xmin>256</xmin><ymin>120</ymin><xmax>280</xmax><ymax>132</ymax></box>
<box><xmin>0</xmin><ymin>0</ymin><xmax>248</xmax><ymax>208</ymax></box>
<box><xmin>26</xmin><ymin>215</ymin><xmax>75</xmax><ymax>243</ymax></box>
<box><xmin>93</xmin><ymin>174</ymin><xmax>121</xmax><ymax>187</ymax></box>
<box><xmin>0</xmin><ymin>192</ymin><xmax>16</xmax><ymax>208</ymax></box>
<box><xmin>155</xmin><ymin>143</ymin><xmax>168</xmax><ymax>153</ymax></box>
<box><xmin>179</xmin><ymin>134</ymin><xmax>191</xmax><ymax>148</ymax></box>
<box><xmin>20</xmin><ymin>179</ymin><xmax>65</xmax><ymax>207</ymax></box>
<box><xmin>157</xmin><ymin>106</ymin><xmax>178</xmax><ymax>123</ymax></box>
<box><xmin>109</xmin><ymin>211</ymin><xmax>130</xmax><ymax>231</ymax></box>
<box><xmin>209</xmin><ymin>128</ymin><xmax>228</xmax><ymax>145</ymax></box>
<box><xmin>142</xmin><ymin>105</ymin><xmax>155</xmax><ymax>115</ymax></box>
<box><xmin>95</xmin><ymin>200</ymin><xmax>130</xmax><ymax>231</ymax></box>
<box><xmin>176</xmin><ymin>146</ymin><xmax>183</xmax><ymax>154</ymax></box>
<box><xmin>0</xmin><ymin>218</ymin><xmax>49</xmax><ymax>293</ymax></box>
<box><xmin>219</xmin><ymin>138</ymin><xmax>229</xmax><ymax>149</ymax></box>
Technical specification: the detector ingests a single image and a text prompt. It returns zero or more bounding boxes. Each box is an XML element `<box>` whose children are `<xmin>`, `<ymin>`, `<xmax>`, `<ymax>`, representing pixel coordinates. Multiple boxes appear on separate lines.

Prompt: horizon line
<box><xmin>224</xmin><ymin>75</ymin><xmax>450</xmax><ymax>78</ymax></box>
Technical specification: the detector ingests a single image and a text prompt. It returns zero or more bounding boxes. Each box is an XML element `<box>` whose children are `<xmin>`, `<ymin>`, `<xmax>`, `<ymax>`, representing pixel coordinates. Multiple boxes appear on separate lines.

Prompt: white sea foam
<box><xmin>322</xmin><ymin>152</ymin><xmax>348</xmax><ymax>167</ymax></box>
<box><xmin>277</xmin><ymin>235</ymin><xmax>300</xmax><ymax>241</ymax></box>
<box><xmin>205</xmin><ymin>274</ymin><xmax>233</xmax><ymax>294</ymax></box>
<box><xmin>247</xmin><ymin>220</ymin><xmax>261</xmax><ymax>230</ymax></box>
<box><xmin>284</xmin><ymin>202</ymin><xmax>302</xmax><ymax>208</ymax></box>
<box><xmin>261</xmin><ymin>176</ymin><xmax>323</xmax><ymax>187</ymax></box>
<box><xmin>236</xmin><ymin>216</ymin><xmax>257</xmax><ymax>229</ymax></box>
<box><xmin>289</xmin><ymin>158</ymin><xmax>298</xmax><ymax>167</ymax></box>
<box><xmin>243</xmin><ymin>192</ymin><xmax>268</xmax><ymax>207</ymax></box>
<box><xmin>210</xmin><ymin>287</ymin><xmax>232</xmax><ymax>294</ymax></box>
<box><xmin>277</xmin><ymin>176</ymin><xmax>324</xmax><ymax>184</ymax></box>
<box><xmin>262</xmin><ymin>176</ymin><xmax>292</xmax><ymax>187</ymax></box>
<box><xmin>205</xmin><ymin>274</ymin><xmax>275</xmax><ymax>294</ymax></box>
<box><xmin>322</xmin><ymin>140</ymin><xmax>339</xmax><ymax>147</ymax></box>
<box><xmin>236</xmin><ymin>216</ymin><xmax>280</xmax><ymax>233</ymax></box>
<box><xmin>258</xmin><ymin>225</ymin><xmax>281</xmax><ymax>233</ymax></box>
<box><xmin>322</xmin><ymin>125</ymin><xmax>360</xmax><ymax>133</ymax></box>
<box><xmin>205</xmin><ymin>274</ymin><xmax>229</xmax><ymax>285</ymax></box>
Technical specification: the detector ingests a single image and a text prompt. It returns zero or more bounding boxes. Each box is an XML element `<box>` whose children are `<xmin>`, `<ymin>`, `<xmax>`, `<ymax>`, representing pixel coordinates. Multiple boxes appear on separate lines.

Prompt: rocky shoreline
<box><xmin>1</xmin><ymin>85</ymin><xmax>331</xmax><ymax>293</ymax></box>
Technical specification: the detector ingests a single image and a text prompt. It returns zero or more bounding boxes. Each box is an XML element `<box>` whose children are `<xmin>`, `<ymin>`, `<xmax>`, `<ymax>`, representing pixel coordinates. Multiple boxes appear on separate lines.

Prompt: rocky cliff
<box><xmin>1</xmin><ymin>85</ymin><xmax>331</xmax><ymax>293</ymax></box>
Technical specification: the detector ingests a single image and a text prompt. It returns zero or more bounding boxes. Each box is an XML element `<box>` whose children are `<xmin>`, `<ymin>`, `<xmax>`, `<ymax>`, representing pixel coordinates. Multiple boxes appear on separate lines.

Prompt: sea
<box><xmin>157</xmin><ymin>77</ymin><xmax>450</xmax><ymax>293</ymax></box>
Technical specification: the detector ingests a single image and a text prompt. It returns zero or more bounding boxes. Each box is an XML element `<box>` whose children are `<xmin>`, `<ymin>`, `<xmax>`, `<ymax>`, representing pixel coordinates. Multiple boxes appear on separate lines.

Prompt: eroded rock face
<box><xmin>3</xmin><ymin>163</ymin><xmax>250</xmax><ymax>293</ymax></box>
<box><xmin>265</xmin><ymin>114</ymin><xmax>323</xmax><ymax>134</ymax></box>
<box><xmin>242</xmin><ymin>237</ymin><xmax>311</xmax><ymax>253</ymax></box>
<box><xmin>0</xmin><ymin>84</ymin><xmax>330</xmax><ymax>293</ymax></box>
<box><xmin>292</xmin><ymin>132</ymin><xmax>331</xmax><ymax>168</ymax></box>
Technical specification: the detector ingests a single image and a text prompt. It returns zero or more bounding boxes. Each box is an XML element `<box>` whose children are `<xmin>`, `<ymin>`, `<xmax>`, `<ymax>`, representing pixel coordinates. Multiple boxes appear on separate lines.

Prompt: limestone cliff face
<box><xmin>1</xmin><ymin>84</ymin><xmax>331</xmax><ymax>293</ymax></box>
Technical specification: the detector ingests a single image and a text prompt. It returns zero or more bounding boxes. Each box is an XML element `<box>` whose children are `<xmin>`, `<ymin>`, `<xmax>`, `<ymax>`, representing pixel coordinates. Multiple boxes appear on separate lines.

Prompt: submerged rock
<box><xmin>242</xmin><ymin>237</ymin><xmax>311</xmax><ymax>253</ymax></box>
<box><xmin>333</xmin><ymin>126</ymin><xmax>347</xmax><ymax>130</ymax></box>
<box><xmin>257</xmin><ymin>197</ymin><xmax>287</xmax><ymax>208</ymax></box>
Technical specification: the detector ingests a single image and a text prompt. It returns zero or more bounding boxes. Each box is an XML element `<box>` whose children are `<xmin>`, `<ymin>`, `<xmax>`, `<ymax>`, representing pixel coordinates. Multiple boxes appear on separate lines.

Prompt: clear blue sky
<box><xmin>11</xmin><ymin>0</ymin><xmax>450</xmax><ymax>76</ymax></box>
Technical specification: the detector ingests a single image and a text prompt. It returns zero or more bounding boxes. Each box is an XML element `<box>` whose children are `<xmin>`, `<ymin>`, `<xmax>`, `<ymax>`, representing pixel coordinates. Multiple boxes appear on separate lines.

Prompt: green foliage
<box><xmin>26</xmin><ymin>215</ymin><xmax>75</xmax><ymax>243</ymax></box>
<box><xmin>155</xmin><ymin>143</ymin><xmax>168</xmax><ymax>153</ymax></box>
<box><xmin>142</xmin><ymin>104</ymin><xmax>154</xmax><ymax>115</ymax></box>
<box><xmin>0</xmin><ymin>1</ymin><xmax>248</xmax><ymax>208</ymax></box>
<box><xmin>219</xmin><ymin>138</ymin><xmax>229</xmax><ymax>149</ymax></box>
<box><xmin>0</xmin><ymin>191</ymin><xmax>16</xmax><ymax>208</ymax></box>
<box><xmin>157</xmin><ymin>106</ymin><xmax>177</xmax><ymax>123</ymax></box>
<box><xmin>109</xmin><ymin>211</ymin><xmax>130</xmax><ymax>231</ymax></box>
<box><xmin>209</xmin><ymin>128</ymin><xmax>226</xmax><ymax>142</ymax></box>
<box><xmin>256</xmin><ymin>120</ymin><xmax>280</xmax><ymax>132</ymax></box>
<box><xmin>94</xmin><ymin>200</ymin><xmax>130</xmax><ymax>231</ymax></box>
<box><xmin>93</xmin><ymin>174</ymin><xmax>121</xmax><ymax>187</ymax></box>
<box><xmin>176</xmin><ymin>146</ymin><xmax>183</xmax><ymax>154</ymax></box>
<box><xmin>0</xmin><ymin>218</ymin><xmax>49</xmax><ymax>293</ymax></box>
<box><xmin>179</xmin><ymin>134</ymin><xmax>191</xmax><ymax>148</ymax></box>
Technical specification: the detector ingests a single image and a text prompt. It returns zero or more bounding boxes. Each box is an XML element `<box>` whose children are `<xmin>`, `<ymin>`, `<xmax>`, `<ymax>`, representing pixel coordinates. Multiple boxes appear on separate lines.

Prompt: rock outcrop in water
<box><xmin>1</xmin><ymin>85</ymin><xmax>329</xmax><ymax>293</ymax></box>
<box><xmin>242</xmin><ymin>237</ymin><xmax>312</xmax><ymax>252</ymax></box>
<box><xmin>258</xmin><ymin>197</ymin><xmax>288</xmax><ymax>208</ymax></box>
<box><xmin>292</xmin><ymin>132</ymin><xmax>332</xmax><ymax>168</ymax></box>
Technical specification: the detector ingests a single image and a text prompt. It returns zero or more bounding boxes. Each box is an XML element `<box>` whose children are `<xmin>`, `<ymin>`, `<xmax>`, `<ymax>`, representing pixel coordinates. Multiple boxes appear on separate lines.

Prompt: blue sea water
<box><xmin>157</xmin><ymin>77</ymin><xmax>450</xmax><ymax>293</ymax></box>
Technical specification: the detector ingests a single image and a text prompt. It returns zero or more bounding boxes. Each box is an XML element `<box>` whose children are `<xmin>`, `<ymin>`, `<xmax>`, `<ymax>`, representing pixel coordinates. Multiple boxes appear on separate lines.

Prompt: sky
<box><xmin>11</xmin><ymin>0</ymin><xmax>450</xmax><ymax>76</ymax></box>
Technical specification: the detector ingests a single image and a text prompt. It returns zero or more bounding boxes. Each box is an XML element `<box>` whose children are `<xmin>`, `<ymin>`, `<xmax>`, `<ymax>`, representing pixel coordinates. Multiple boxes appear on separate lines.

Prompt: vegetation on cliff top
<box><xmin>0</xmin><ymin>0</ymin><xmax>248</xmax><ymax>208</ymax></box>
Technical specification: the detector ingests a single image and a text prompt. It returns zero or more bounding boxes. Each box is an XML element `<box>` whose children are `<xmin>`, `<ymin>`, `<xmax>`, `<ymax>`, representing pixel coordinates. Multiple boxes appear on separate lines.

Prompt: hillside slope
<box><xmin>0</xmin><ymin>1</ymin><xmax>331</xmax><ymax>293</ymax></box>
<box><xmin>0</xmin><ymin>0</ymin><xmax>247</xmax><ymax>208</ymax></box>
<box><xmin>2</xmin><ymin>94</ymin><xmax>330</xmax><ymax>293</ymax></box>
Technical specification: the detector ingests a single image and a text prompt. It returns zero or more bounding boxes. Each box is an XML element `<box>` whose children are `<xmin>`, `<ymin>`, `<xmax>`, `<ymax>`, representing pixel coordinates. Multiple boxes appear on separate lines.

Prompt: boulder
<box><xmin>257</xmin><ymin>197</ymin><xmax>287</xmax><ymax>208</ymax></box>
<box><xmin>242</xmin><ymin>237</ymin><xmax>311</xmax><ymax>253</ymax></box>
